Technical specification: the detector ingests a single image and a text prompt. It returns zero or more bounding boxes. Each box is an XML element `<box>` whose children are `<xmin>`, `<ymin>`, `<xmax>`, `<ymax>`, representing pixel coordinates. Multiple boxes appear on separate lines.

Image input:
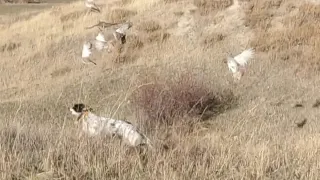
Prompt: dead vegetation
<box><xmin>0</xmin><ymin>42</ymin><xmax>21</xmax><ymax>52</ymax></box>
<box><xmin>108</xmin><ymin>8</ymin><xmax>137</xmax><ymax>22</ymax></box>
<box><xmin>60</xmin><ymin>10</ymin><xmax>87</xmax><ymax>22</ymax></box>
<box><xmin>1</xmin><ymin>0</ymin><xmax>40</xmax><ymax>3</ymax></box>
<box><xmin>248</xmin><ymin>2</ymin><xmax>320</xmax><ymax>72</ymax></box>
<box><xmin>201</xmin><ymin>32</ymin><xmax>226</xmax><ymax>48</ymax></box>
<box><xmin>136</xmin><ymin>20</ymin><xmax>162</xmax><ymax>33</ymax></box>
<box><xmin>130</xmin><ymin>71</ymin><xmax>236</xmax><ymax>128</ymax></box>
<box><xmin>193</xmin><ymin>0</ymin><xmax>233</xmax><ymax>15</ymax></box>
<box><xmin>111</xmin><ymin>34</ymin><xmax>144</xmax><ymax>64</ymax></box>
<box><xmin>2</xmin><ymin>0</ymin><xmax>320</xmax><ymax>179</ymax></box>
<box><xmin>145</xmin><ymin>31</ymin><xmax>170</xmax><ymax>43</ymax></box>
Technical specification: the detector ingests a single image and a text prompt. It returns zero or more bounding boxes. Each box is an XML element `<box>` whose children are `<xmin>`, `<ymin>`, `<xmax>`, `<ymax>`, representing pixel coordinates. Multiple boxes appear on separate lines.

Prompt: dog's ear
<box><xmin>72</xmin><ymin>103</ymin><xmax>86</xmax><ymax>113</ymax></box>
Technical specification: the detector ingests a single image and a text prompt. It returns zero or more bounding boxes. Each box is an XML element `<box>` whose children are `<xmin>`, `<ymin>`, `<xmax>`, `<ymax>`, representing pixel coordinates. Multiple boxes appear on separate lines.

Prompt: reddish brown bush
<box><xmin>130</xmin><ymin>71</ymin><xmax>236</xmax><ymax>128</ymax></box>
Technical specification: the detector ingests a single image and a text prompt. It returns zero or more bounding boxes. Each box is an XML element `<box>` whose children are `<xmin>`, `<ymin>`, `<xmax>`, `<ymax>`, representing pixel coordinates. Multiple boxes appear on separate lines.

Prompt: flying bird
<box><xmin>113</xmin><ymin>22</ymin><xmax>133</xmax><ymax>44</ymax></box>
<box><xmin>85</xmin><ymin>0</ymin><xmax>100</xmax><ymax>13</ymax></box>
<box><xmin>81</xmin><ymin>42</ymin><xmax>97</xmax><ymax>65</ymax></box>
<box><xmin>85</xmin><ymin>20</ymin><xmax>120</xmax><ymax>31</ymax></box>
<box><xmin>94</xmin><ymin>32</ymin><xmax>108</xmax><ymax>51</ymax></box>
<box><xmin>227</xmin><ymin>48</ymin><xmax>255</xmax><ymax>80</ymax></box>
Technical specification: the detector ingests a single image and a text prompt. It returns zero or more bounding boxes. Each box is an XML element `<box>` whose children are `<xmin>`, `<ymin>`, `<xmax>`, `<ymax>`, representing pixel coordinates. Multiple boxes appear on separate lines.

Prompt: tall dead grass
<box><xmin>2</xmin><ymin>0</ymin><xmax>320</xmax><ymax>179</ymax></box>
<box><xmin>193</xmin><ymin>0</ymin><xmax>233</xmax><ymax>15</ymax></box>
<box><xmin>247</xmin><ymin>1</ymin><xmax>320</xmax><ymax>72</ymax></box>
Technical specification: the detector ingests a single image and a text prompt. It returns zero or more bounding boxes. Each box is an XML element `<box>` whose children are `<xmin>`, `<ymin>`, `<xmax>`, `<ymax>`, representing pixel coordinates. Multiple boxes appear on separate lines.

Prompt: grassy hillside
<box><xmin>1</xmin><ymin>0</ymin><xmax>320</xmax><ymax>179</ymax></box>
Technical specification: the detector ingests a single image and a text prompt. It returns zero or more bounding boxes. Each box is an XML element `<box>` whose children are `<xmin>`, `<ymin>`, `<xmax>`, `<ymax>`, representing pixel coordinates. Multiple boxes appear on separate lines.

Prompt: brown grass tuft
<box><xmin>201</xmin><ymin>33</ymin><xmax>226</xmax><ymax>48</ymax></box>
<box><xmin>130</xmin><ymin>71</ymin><xmax>237</xmax><ymax>128</ymax></box>
<box><xmin>146</xmin><ymin>31</ymin><xmax>170</xmax><ymax>43</ymax></box>
<box><xmin>126</xmin><ymin>34</ymin><xmax>144</xmax><ymax>50</ymax></box>
<box><xmin>136</xmin><ymin>20</ymin><xmax>162</xmax><ymax>33</ymax></box>
<box><xmin>0</xmin><ymin>42</ymin><xmax>21</xmax><ymax>52</ymax></box>
<box><xmin>193</xmin><ymin>0</ymin><xmax>233</xmax><ymax>16</ymax></box>
<box><xmin>108</xmin><ymin>8</ymin><xmax>137</xmax><ymax>22</ymax></box>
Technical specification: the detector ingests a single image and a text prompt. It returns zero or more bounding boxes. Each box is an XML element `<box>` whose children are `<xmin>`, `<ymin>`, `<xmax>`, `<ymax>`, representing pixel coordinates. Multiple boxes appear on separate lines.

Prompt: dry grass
<box><xmin>1</xmin><ymin>0</ymin><xmax>40</xmax><ymax>3</ymax></box>
<box><xmin>193</xmin><ymin>0</ymin><xmax>233</xmax><ymax>15</ymax></box>
<box><xmin>145</xmin><ymin>31</ymin><xmax>170</xmax><ymax>43</ymax></box>
<box><xmin>111</xmin><ymin>34</ymin><xmax>144</xmax><ymax>63</ymax></box>
<box><xmin>201</xmin><ymin>32</ymin><xmax>226</xmax><ymax>48</ymax></box>
<box><xmin>2</xmin><ymin>0</ymin><xmax>320</xmax><ymax>179</ymax></box>
<box><xmin>136</xmin><ymin>20</ymin><xmax>162</xmax><ymax>33</ymax></box>
<box><xmin>248</xmin><ymin>1</ymin><xmax>320</xmax><ymax>72</ymax></box>
<box><xmin>108</xmin><ymin>8</ymin><xmax>138</xmax><ymax>22</ymax></box>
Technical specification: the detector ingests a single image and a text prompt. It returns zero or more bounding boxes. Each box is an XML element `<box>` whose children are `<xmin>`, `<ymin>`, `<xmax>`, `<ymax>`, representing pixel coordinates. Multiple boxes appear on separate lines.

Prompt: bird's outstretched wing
<box><xmin>82</xmin><ymin>43</ymin><xmax>92</xmax><ymax>58</ymax></box>
<box><xmin>227</xmin><ymin>57</ymin><xmax>238</xmax><ymax>73</ymax></box>
<box><xmin>95</xmin><ymin>32</ymin><xmax>106</xmax><ymax>42</ymax></box>
<box><xmin>115</xmin><ymin>22</ymin><xmax>133</xmax><ymax>34</ymax></box>
<box><xmin>233</xmin><ymin>48</ymin><xmax>254</xmax><ymax>67</ymax></box>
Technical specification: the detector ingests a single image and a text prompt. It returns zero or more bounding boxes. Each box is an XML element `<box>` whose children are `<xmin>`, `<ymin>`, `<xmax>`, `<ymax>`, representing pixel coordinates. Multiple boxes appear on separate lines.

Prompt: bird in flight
<box><xmin>85</xmin><ymin>20</ymin><xmax>120</xmax><ymax>31</ymax></box>
<box><xmin>85</xmin><ymin>0</ymin><xmax>100</xmax><ymax>13</ymax></box>
<box><xmin>94</xmin><ymin>32</ymin><xmax>108</xmax><ymax>51</ymax></box>
<box><xmin>81</xmin><ymin>42</ymin><xmax>97</xmax><ymax>65</ymax></box>
<box><xmin>227</xmin><ymin>48</ymin><xmax>255</xmax><ymax>81</ymax></box>
<box><xmin>113</xmin><ymin>22</ymin><xmax>133</xmax><ymax>44</ymax></box>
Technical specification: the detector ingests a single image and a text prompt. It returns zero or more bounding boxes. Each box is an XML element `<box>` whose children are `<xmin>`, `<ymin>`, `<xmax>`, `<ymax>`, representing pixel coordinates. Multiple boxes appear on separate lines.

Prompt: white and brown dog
<box><xmin>70</xmin><ymin>103</ymin><xmax>153</xmax><ymax>148</ymax></box>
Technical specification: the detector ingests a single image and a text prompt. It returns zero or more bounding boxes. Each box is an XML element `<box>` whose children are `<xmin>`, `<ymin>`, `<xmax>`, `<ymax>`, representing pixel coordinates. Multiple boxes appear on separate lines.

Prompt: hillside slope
<box><xmin>1</xmin><ymin>0</ymin><xmax>320</xmax><ymax>179</ymax></box>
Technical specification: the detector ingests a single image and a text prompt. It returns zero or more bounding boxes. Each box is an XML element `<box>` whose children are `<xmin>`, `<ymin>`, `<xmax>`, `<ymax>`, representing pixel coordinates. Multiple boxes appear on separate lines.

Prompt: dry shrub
<box><xmin>193</xmin><ymin>0</ymin><xmax>233</xmax><ymax>16</ymax></box>
<box><xmin>136</xmin><ymin>20</ymin><xmax>162</xmax><ymax>33</ymax></box>
<box><xmin>60</xmin><ymin>10</ymin><xmax>86</xmax><ymax>22</ymax></box>
<box><xmin>108</xmin><ymin>8</ymin><xmax>137</xmax><ymax>22</ymax></box>
<box><xmin>146</xmin><ymin>31</ymin><xmax>170</xmax><ymax>43</ymax></box>
<box><xmin>201</xmin><ymin>33</ymin><xmax>226</xmax><ymax>48</ymax></box>
<box><xmin>130</xmin><ymin>71</ymin><xmax>236</xmax><ymax>128</ymax></box>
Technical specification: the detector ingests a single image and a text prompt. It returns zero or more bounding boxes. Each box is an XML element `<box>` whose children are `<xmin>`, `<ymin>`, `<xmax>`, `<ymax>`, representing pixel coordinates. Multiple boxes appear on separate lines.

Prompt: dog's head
<box><xmin>70</xmin><ymin>103</ymin><xmax>93</xmax><ymax>117</ymax></box>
